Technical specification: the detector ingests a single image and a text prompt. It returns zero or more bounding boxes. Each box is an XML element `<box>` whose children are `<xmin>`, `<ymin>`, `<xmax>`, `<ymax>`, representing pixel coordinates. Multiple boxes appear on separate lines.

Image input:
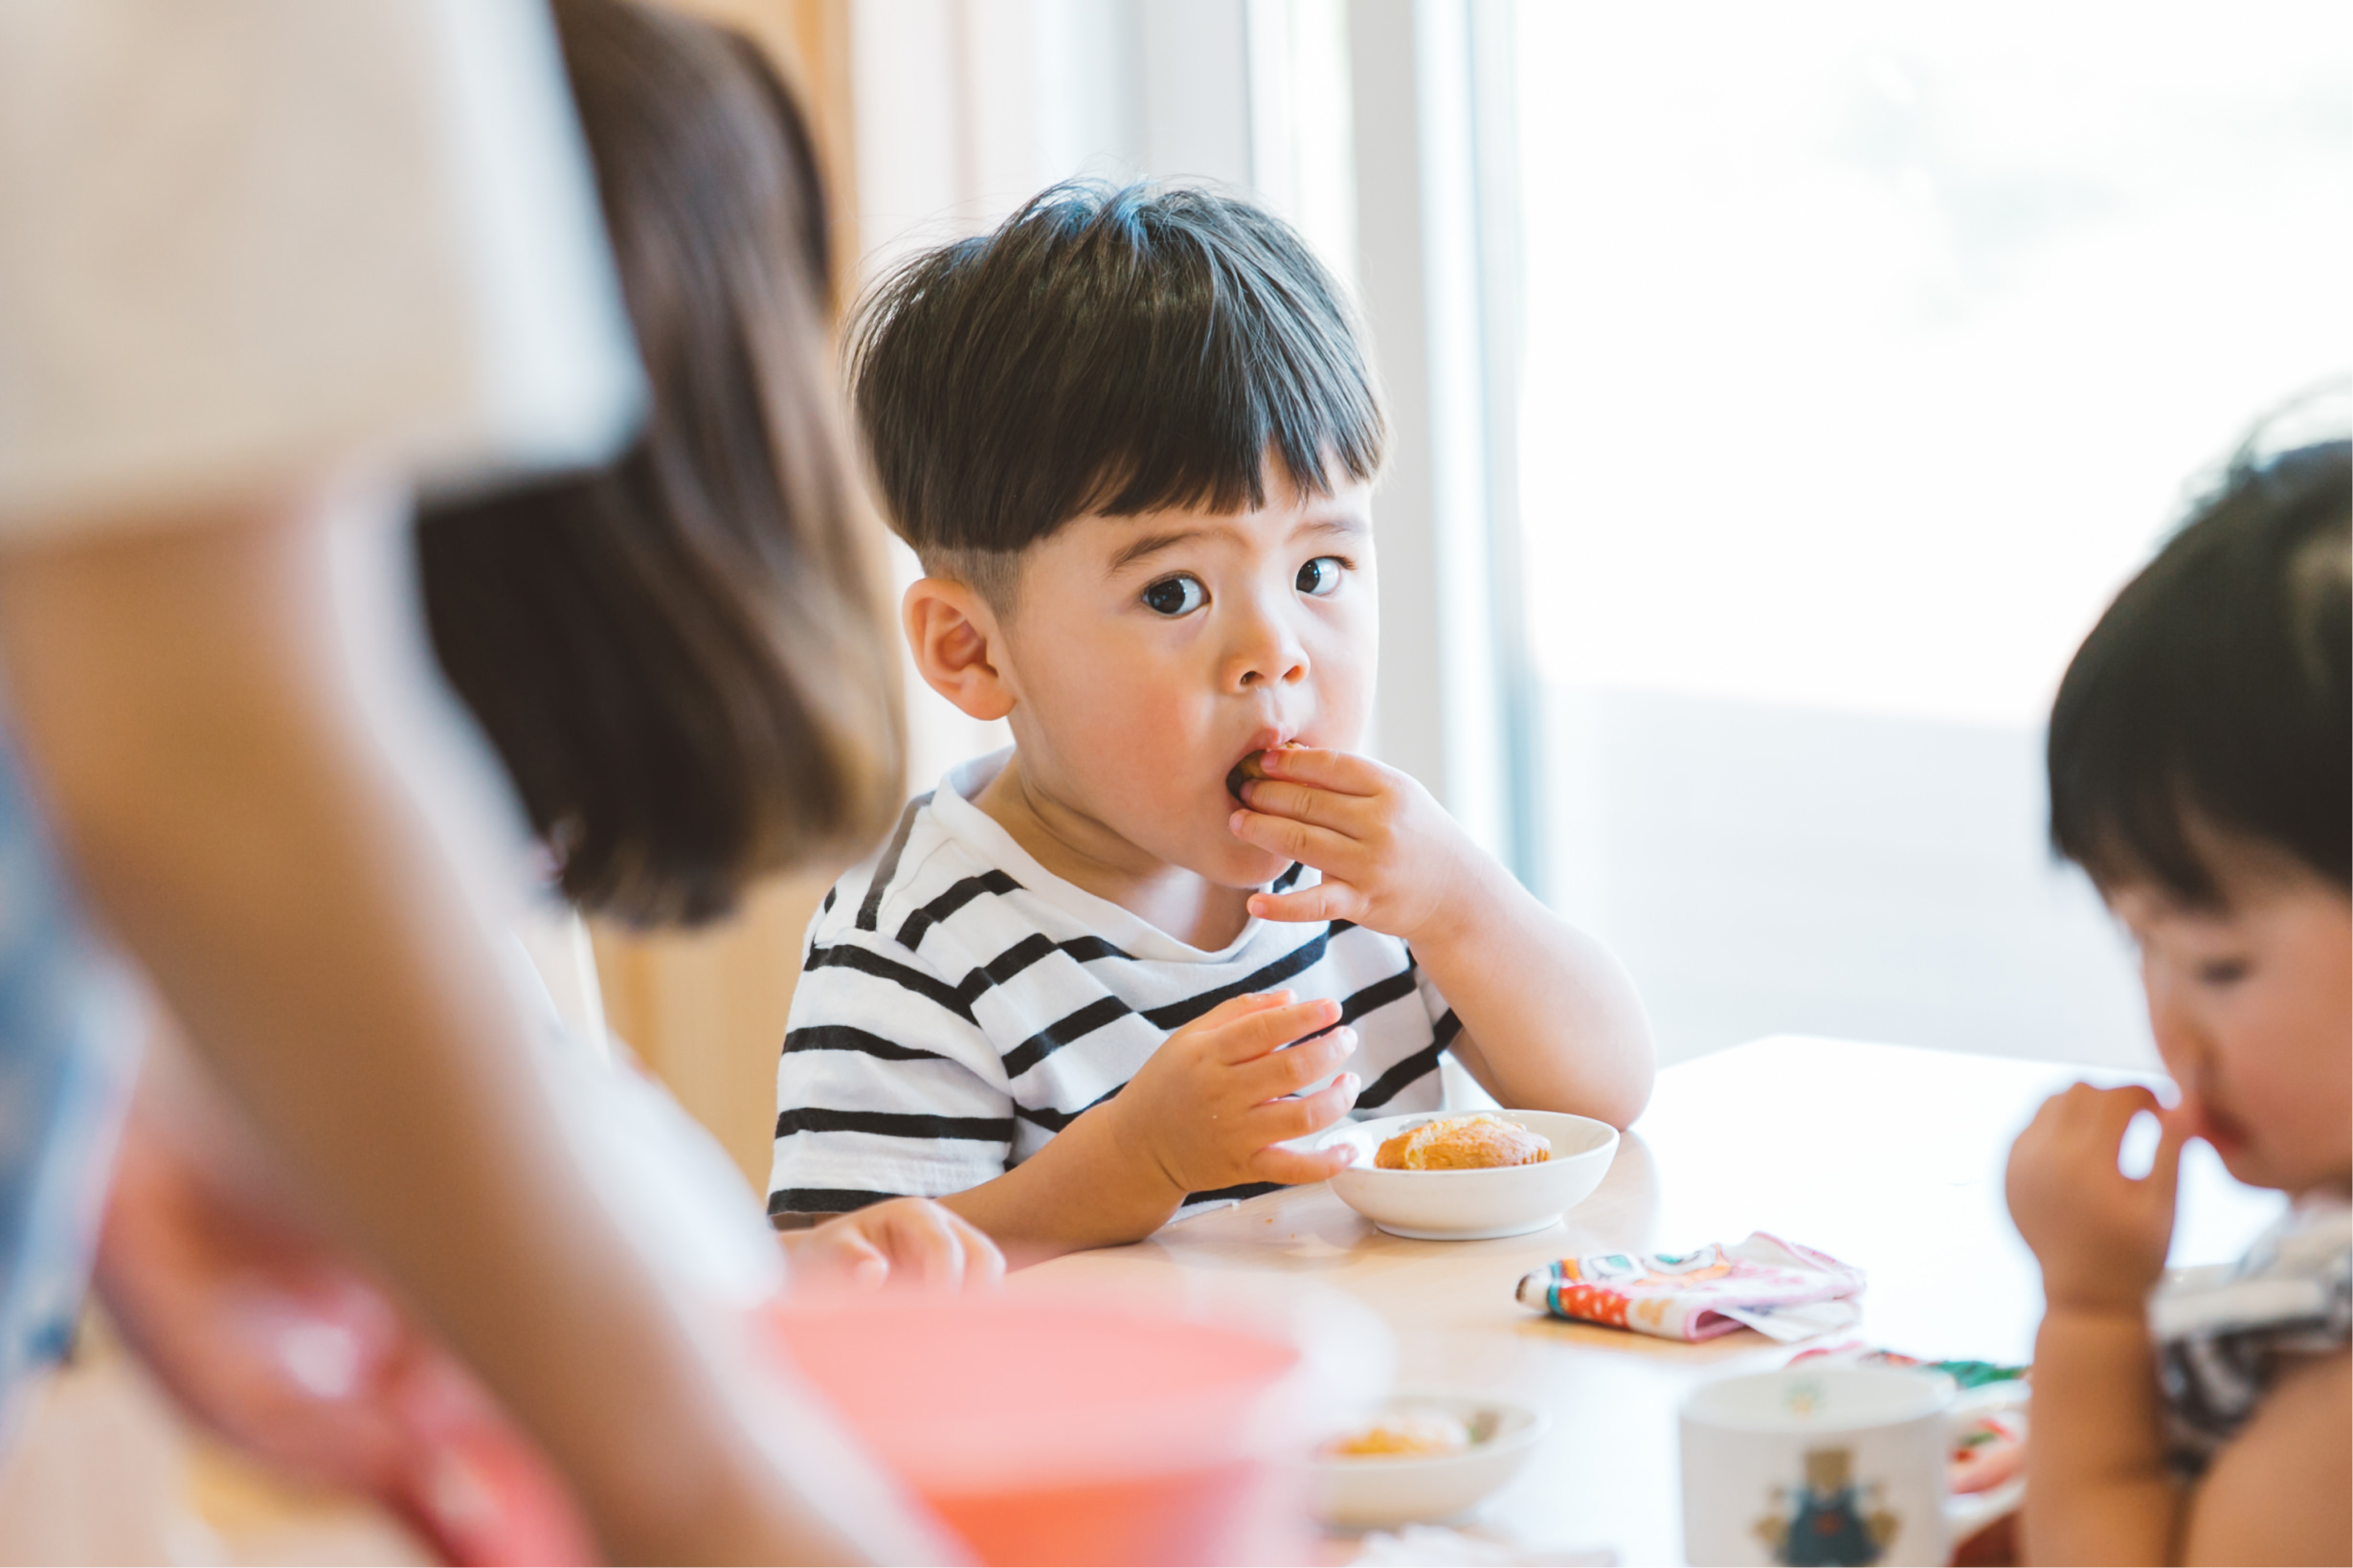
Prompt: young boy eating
<box><xmin>769</xmin><ymin>183</ymin><xmax>1653</xmax><ymax>1258</ymax></box>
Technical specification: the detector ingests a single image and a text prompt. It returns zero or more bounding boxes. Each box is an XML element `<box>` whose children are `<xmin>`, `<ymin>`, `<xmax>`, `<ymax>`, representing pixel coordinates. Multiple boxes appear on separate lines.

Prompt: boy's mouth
<box><xmin>1225</xmin><ymin>737</ymin><xmax>1299</xmax><ymax>806</ymax></box>
<box><xmin>2190</xmin><ymin>1097</ymin><xmax>2251</xmax><ymax>1158</ymax></box>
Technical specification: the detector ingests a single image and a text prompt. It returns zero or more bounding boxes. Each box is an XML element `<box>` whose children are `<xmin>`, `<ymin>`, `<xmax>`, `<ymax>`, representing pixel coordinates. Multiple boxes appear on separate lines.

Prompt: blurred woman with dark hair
<box><xmin>79</xmin><ymin>4</ymin><xmax>997</xmax><ymax>1558</ymax></box>
<box><xmin>421</xmin><ymin>0</ymin><xmax>903</xmax><ymax>928</ymax></box>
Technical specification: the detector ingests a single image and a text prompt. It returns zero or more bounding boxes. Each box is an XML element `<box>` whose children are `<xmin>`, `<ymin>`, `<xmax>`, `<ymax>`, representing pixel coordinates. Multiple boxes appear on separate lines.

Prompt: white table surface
<box><xmin>1013</xmin><ymin>1035</ymin><xmax>2281</xmax><ymax>1565</ymax></box>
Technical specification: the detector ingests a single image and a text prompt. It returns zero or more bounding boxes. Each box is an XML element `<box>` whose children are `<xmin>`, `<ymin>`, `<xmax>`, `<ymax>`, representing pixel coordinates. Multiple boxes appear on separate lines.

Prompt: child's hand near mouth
<box><xmin>2005</xmin><ymin>1082</ymin><xmax>2190</xmax><ymax>1314</ymax></box>
<box><xmin>1222</xmin><ymin>743</ymin><xmax>1653</xmax><ymax>1131</ymax></box>
<box><xmin>1228</xmin><ymin>746</ymin><xmax>1480</xmax><ymax>944</ymax></box>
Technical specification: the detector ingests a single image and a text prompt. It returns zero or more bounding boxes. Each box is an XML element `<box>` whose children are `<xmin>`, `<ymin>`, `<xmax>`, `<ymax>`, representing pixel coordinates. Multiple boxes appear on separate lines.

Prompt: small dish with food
<box><xmin>1316</xmin><ymin>1110</ymin><xmax>1619</xmax><ymax>1240</ymax></box>
<box><xmin>1311</xmin><ymin>1392</ymin><xmax>1550</xmax><ymax>1529</ymax></box>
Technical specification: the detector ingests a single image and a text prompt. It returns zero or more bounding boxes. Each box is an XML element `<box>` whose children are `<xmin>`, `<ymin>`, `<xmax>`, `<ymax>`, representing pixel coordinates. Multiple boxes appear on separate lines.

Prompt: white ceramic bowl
<box><xmin>1311</xmin><ymin>1392</ymin><xmax>1551</xmax><ymax>1530</ymax></box>
<box><xmin>1317</xmin><ymin>1110</ymin><xmax>1619</xmax><ymax>1240</ymax></box>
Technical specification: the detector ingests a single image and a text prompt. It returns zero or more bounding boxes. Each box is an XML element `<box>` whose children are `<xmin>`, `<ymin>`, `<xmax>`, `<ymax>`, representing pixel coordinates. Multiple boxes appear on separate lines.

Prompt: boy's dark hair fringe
<box><xmin>2048</xmin><ymin>427</ymin><xmax>2350</xmax><ymax>905</ymax></box>
<box><xmin>846</xmin><ymin>181</ymin><xmax>1385</xmax><ymax>601</ymax></box>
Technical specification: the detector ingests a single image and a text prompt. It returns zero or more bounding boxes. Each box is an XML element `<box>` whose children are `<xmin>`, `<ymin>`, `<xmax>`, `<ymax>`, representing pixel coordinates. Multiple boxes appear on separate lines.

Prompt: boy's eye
<box><xmin>1142</xmin><ymin>574</ymin><xmax>1206</xmax><ymax>616</ymax></box>
<box><xmin>2196</xmin><ymin>958</ymin><xmax>2251</xmax><ymax>986</ymax></box>
<box><xmin>1297</xmin><ymin>556</ymin><xmax>1345</xmax><ymax>596</ymax></box>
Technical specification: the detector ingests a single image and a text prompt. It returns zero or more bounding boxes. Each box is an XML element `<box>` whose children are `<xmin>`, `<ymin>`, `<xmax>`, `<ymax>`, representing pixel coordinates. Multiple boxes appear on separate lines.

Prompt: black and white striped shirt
<box><xmin>768</xmin><ymin>751</ymin><xmax>1455</xmax><ymax>1220</ymax></box>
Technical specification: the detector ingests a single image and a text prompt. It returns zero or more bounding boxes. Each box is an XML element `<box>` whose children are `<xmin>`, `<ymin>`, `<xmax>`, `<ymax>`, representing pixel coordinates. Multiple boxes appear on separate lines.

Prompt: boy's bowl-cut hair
<box><xmin>847</xmin><ymin>181</ymin><xmax>1385</xmax><ymax>600</ymax></box>
<box><xmin>2048</xmin><ymin>431</ymin><xmax>2350</xmax><ymax>905</ymax></box>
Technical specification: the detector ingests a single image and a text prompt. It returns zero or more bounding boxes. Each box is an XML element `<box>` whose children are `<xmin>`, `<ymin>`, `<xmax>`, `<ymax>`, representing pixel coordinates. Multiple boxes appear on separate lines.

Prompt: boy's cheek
<box><xmin>1309</xmin><ymin>623</ymin><xmax>1377</xmax><ymax>749</ymax></box>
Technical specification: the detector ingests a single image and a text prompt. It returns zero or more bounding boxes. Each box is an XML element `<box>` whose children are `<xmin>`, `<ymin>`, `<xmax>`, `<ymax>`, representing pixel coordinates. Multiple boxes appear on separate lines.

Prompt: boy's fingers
<box><xmin>1236</xmin><ymin>777</ymin><xmax>1376</xmax><ymax>836</ymax></box>
<box><xmin>952</xmin><ymin>1217</ymin><xmax>1008</xmax><ymax>1289</ymax></box>
<box><xmin>876</xmin><ymin>1200</ymin><xmax>1006</xmax><ymax>1293</ymax></box>
<box><xmin>2146</xmin><ymin>1112</ymin><xmax>2192</xmax><ymax>1193</ymax></box>
<box><xmin>2088</xmin><ymin>1084</ymin><xmax>2165</xmax><ymax>1143</ymax></box>
<box><xmin>2083</xmin><ymin>1081</ymin><xmax>2160</xmax><ymax>1118</ymax></box>
<box><xmin>1234</xmin><ymin>1026</ymin><xmax>1356</xmax><ymax>1101</ymax></box>
<box><xmin>1255</xmin><ymin>746</ymin><xmax>1385</xmax><ymax>797</ymax></box>
<box><xmin>2040</xmin><ymin>1082</ymin><xmax>2151</xmax><ymax>1146</ymax></box>
<box><xmin>1229</xmin><ymin>808</ymin><xmax>1360</xmax><ymax>873</ymax></box>
<box><xmin>1247</xmin><ymin>883</ymin><xmax>1363</xmax><ymax>926</ymax></box>
<box><xmin>830</xmin><ymin>1230</ymin><xmax>890</xmax><ymax>1290</ymax></box>
<box><xmin>1204</xmin><ymin>997</ymin><xmax>1343</xmax><ymax>1064</ymax></box>
<box><xmin>889</xmin><ymin>1206</ymin><xmax>964</xmax><ymax>1290</ymax></box>
<box><xmin>1251</xmin><ymin>1144</ymin><xmax>1357</xmax><ymax>1185</ymax></box>
<box><xmin>1180</xmin><ymin>990</ymin><xmax>1300</xmax><ymax>1036</ymax></box>
<box><xmin>1244</xmin><ymin>1075</ymin><xmax>1362</xmax><ymax>1180</ymax></box>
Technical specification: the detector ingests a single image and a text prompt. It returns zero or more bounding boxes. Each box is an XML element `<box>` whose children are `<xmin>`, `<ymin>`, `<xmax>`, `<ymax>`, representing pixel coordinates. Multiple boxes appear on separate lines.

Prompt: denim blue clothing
<box><xmin>0</xmin><ymin>730</ymin><xmax>136</xmax><ymax>1438</ymax></box>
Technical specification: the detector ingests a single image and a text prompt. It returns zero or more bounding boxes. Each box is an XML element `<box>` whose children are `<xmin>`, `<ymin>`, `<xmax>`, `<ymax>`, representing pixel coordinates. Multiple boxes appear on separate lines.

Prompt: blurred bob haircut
<box><xmin>2048</xmin><ymin>431</ymin><xmax>2350</xmax><ymax>906</ymax></box>
<box><xmin>846</xmin><ymin>180</ymin><xmax>1385</xmax><ymax>604</ymax></box>
<box><xmin>418</xmin><ymin>0</ymin><xmax>904</xmax><ymax>927</ymax></box>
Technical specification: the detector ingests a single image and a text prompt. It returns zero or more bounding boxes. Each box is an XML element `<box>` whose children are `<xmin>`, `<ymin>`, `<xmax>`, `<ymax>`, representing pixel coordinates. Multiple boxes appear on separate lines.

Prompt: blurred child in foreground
<box><xmin>2006</xmin><ymin>430</ymin><xmax>2349</xmax><ymax>1565</ymax></box>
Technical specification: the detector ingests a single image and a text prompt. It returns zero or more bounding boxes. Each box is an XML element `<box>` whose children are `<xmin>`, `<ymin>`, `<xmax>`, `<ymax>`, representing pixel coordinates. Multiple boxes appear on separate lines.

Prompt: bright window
<box><xmin>1513</xmin><ymin>3</ymin><xmax>2352</xmax><ymax>1064</ymax></box>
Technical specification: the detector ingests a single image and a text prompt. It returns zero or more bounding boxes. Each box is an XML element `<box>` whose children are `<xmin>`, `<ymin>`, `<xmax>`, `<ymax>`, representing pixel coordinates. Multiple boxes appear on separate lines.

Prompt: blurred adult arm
<box><xmin>0</xmin><ymin>487</ymin><xmax>939</xmax><ymax>1564</ymax></box>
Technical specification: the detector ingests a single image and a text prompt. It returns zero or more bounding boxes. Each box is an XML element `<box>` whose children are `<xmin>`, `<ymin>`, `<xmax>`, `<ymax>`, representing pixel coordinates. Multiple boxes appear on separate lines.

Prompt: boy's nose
<box><xmin>1224</xmin><ymin>606</ymin><xmax>1310</xmax><ymax>691</ymax></box>
<box><xmin>2141</xmin><ymin>960</ymin><xmax>2209</xmax><ymax>1084</ymax></box>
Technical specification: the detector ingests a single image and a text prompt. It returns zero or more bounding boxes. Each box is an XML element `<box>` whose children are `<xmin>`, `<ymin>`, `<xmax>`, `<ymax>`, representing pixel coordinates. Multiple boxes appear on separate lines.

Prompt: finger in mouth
<box><xmin>1225</xmin><ymin>743</ymin><xmax>1298</xmax><ymax>806</ymax></box>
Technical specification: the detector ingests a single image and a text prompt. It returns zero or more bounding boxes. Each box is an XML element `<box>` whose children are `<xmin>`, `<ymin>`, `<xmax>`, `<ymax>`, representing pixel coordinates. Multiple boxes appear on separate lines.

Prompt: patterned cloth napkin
<box><xmin>1514</xmin><ymin>1233</ymin><xmax>1865</xmax><ymax>1342</ymax></box>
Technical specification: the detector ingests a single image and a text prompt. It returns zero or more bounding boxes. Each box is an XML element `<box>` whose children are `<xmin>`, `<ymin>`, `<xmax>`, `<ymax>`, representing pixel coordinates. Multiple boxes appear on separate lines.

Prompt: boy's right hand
<box><xmin>2006</xmin><ymin>1082</ymin><xmax>2188</xmax><ymax>1315</ymax></box>
<box><xmin>1105</xmin><ymin>991</ymin><xmax>1362</xmax><ymax>1199</ymax></box>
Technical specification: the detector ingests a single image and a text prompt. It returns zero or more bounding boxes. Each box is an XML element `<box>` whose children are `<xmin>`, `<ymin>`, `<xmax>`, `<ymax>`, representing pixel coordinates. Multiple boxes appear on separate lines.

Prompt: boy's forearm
<box><xmin>2024</xmin><ymin>1306</ymin><xmax>2182</xmax><ymax>1566</ymax></box>
<box><xmin>939</xmin><ymin>1101</ymin><xmax>1188</xmax><ymax>1262</ymax></box>
<box><xmin>1411</xmin><ymin>862</ymin><xmax>1654</xmax><ymax>1127</ymax></box>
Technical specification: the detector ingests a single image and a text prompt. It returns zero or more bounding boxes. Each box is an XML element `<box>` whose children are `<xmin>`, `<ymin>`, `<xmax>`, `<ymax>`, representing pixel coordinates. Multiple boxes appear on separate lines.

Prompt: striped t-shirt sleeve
<box><xmin>769</xmin><ymin>923</ymin><xmax>1016</xmax><ymax>1217</ymax></box>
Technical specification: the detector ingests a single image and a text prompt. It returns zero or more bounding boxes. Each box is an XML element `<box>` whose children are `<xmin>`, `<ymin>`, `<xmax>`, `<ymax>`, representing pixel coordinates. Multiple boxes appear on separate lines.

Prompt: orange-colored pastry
<box><xmin>1374</xmin><ymin>1113</ymin><xmax>1551</xmax><ymax>1171</ymax></box>
<box><xmin>1324</xmin><ymin>1410</ymin><xmax>1472</xmax><ymax>1459</ymax></box>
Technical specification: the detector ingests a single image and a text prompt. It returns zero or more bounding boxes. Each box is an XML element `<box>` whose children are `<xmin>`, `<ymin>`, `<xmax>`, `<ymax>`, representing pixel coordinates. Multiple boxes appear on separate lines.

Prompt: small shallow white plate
<box><xmin>1311</xmin><ymin>1392</ymin><xmax>1551</xmax><ymax>1530</ymax></box>
<box><xmin>1316</xmin><ymin>1110</ymin><xmax>1619</xmax><ymax>1240</ymax></box>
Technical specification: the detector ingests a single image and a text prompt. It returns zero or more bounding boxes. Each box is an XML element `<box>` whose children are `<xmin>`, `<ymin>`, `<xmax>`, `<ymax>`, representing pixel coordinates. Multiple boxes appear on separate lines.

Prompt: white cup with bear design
<box><xmin>1680</xmin><ymin>1365</ymin><xmax>2028</xmax><ymax>1567</ymax></box>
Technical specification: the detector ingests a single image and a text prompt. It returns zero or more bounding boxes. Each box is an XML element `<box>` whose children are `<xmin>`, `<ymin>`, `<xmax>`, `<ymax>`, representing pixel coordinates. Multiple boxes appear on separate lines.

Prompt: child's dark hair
<box><xmin>2049</xmin><ymin>431</ymin><xmax>2350</xmax><ymax>904</ymax></box>
<box><xmin>416</xmin><ymin>0</ymin><xmax>904</xmax><ymax>927</ymax></box>
<box><xmin>846</xmin><ymin>181</ymin><xmax>1384</xmax><ymax>603</ymax></box>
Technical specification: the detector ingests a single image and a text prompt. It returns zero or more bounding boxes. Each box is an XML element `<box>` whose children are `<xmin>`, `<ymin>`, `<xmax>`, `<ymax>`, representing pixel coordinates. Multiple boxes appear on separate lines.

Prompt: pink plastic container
<box><xmin>760</xmin><ymin>1293</ymin><xmax>1315</xmax><ymax>1565</ymax></box>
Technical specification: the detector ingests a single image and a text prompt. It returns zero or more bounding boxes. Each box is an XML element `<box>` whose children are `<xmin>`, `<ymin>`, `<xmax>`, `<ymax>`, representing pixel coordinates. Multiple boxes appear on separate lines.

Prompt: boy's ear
<box><xmin>903</xmin><ymin>577</ymin><xmax>1016</xmax><ymax>722</ymax></box>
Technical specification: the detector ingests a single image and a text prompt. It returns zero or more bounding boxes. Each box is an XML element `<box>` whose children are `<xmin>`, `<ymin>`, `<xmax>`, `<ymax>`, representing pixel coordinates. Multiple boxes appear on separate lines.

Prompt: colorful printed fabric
<box><xmin>1788</xmin><ymin>1343</ymin><xmax>2028</xmax><ymax>1390</ymax></box>
<box><xmin>2150</xmin><ymin>1193</ymin><xmax>2350</xmax><ymax>1478</ymax></box>
<box><xmin>1515</xmin><ymin>1232</ymin><xmax>1865</xmax><ymax>1342</ymax></box>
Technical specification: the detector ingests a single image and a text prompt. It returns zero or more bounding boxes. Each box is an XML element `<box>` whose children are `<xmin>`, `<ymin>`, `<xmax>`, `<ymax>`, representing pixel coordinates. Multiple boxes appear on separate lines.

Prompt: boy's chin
<box><xmin>1202</xmin><ymin>840</ymin><xmax>1299</xmax><ymax>891</ymax></box>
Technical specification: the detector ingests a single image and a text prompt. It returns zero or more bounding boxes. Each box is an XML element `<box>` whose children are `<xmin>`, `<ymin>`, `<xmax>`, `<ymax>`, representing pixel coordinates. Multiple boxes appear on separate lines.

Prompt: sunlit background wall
<box><xmin>828</xmin><ymin>0</ymin><xmax>2352</xmax><ymax>1072</ymax></box>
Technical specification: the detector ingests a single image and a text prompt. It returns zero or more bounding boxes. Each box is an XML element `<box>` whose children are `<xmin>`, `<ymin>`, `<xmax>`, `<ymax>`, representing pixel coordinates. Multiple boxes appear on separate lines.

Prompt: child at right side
<box><xmin>2005</xmin><ymin>432</ymin><xmax>2350</xmax><ymax>1566</ymax></box>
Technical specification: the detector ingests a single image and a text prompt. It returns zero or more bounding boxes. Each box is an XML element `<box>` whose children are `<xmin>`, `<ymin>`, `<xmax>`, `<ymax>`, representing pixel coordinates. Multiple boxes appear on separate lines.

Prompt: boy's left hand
<box><xmin>1230</xmin><ymin>747</ymin><xmax>1483</xmax><ymax>945</ymax></box>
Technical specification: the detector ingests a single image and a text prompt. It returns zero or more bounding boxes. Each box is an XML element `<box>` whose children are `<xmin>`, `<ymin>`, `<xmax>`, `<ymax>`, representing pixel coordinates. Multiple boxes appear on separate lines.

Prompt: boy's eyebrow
<box><xmin>1305</xmin><ymin>512</ymin><xmax>1371</xmax><ymax>542</ymax></box>
<box><xmin>1107</xmin><ymin>511</ymin><xmax>1370</xmax><ymax>573</ymax></box>
<box><xmin>1107</xmin><ymin>527</ymin><xmax>1206</xmax><ymax>573</ymax></box>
